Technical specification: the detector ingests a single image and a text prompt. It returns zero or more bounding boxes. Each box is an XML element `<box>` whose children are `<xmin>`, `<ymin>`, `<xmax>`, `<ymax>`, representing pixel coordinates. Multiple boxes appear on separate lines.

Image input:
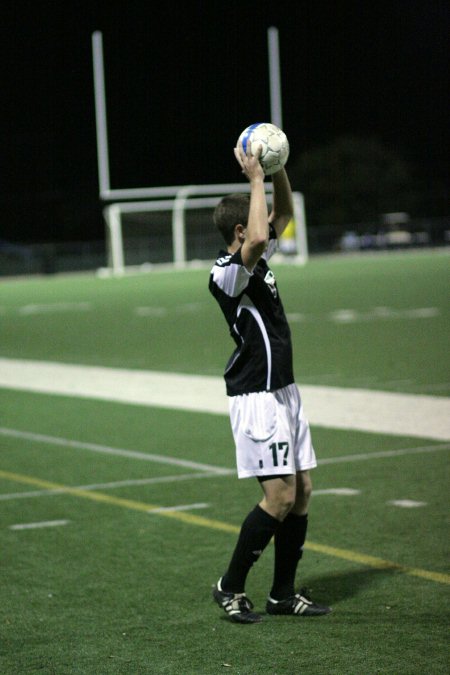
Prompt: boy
<box><xmin>208</xmin><ymin>140</ymin><xmax>331</xmax><ymax>623</ymax></box>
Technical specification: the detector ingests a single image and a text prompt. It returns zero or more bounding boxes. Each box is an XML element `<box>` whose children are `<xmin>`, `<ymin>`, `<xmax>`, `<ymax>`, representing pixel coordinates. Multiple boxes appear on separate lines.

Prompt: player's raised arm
<box><xmin>269</xmin><ymin>167</ymin><xmax>294</xmax><ymax>239</ymax></box>
<box><xmin>233</xmin><ymin>142</ymin><xmax>269</xmax><ymax>272</ymax></box>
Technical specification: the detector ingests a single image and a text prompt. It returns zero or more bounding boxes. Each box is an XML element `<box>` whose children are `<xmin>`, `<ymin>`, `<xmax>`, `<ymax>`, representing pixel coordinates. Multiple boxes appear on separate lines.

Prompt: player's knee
<box><xmin>271</xmin><ymin>490</ymin><xmax>296</xmax><ymax>520</ymax></box>
<box><xmin>292</xmin><ymin>472</ymin><xmax>312</xmax><ymax>514</ymax></box>
<box><xmin>261</xmin><ymin>491</ymin><xmax>295</xmax><ymax>520</ymax></box>
<box><xmin>302</xmin><ymin>481</ymin><xmax>312</xmax><ymax>502</ymax></box>
<box><xmin>297</xmin><ymin>472</ymin><xmax>312</xmax><ymax>501</ymax></box>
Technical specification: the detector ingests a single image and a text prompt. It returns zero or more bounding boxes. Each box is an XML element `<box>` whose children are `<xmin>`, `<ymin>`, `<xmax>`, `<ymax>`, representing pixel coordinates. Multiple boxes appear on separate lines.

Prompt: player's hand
<box><xmin>234</xmin><ymin>141</ymin><xmax>265</xmax><ymax>182</ymax></box>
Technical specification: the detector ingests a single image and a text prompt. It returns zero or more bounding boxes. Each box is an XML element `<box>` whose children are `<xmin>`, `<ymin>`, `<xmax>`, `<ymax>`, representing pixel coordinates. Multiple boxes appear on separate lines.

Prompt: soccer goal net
<box><xmin>100</xmin><ymin>184</ymin><xmax>308</xmax><ymax>276</ymax></box>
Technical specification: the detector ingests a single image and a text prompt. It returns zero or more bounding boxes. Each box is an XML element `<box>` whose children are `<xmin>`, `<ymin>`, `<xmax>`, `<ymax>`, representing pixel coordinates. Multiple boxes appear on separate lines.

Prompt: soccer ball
<box><xmin>237</xmin><ymin>122</ymin><xmax>290</xmax><ymax>175</ymax></box>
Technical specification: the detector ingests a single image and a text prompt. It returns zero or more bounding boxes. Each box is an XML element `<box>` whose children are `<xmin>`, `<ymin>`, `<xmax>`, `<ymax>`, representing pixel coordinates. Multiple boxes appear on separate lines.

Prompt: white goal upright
<box><xmin>93</xmin><ymin>30</ymin><xmax>308</xmax><ymax>277</ymax></box>
<box><xmin>101</xmin><ymin>183</ymin><xmax>308</xmax><ymax>276</ymax></box>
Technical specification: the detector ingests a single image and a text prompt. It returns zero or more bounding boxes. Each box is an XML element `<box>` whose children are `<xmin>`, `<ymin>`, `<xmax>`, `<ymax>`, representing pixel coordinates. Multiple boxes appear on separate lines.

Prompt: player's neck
<box><xmin>227</xmin><ymin>240</ymin><xmax>241</xmax><ymax>255</ymax></box>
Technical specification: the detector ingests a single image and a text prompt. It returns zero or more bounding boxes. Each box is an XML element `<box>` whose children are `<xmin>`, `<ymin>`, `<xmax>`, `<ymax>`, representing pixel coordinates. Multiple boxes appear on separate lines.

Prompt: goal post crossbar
<box><xmin>99</xmin><ymin>182</ymin><xmax>273</xmax><ymax>202</ymax></box>
<box><xmin>103</xmin><ymin>185</ymin><xmax>307</xmax><ymax>276</ymax></box>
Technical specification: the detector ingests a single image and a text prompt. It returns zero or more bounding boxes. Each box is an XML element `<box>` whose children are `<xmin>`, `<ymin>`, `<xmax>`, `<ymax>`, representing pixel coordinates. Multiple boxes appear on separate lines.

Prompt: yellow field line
<box><xmin>0</xmin><ymin>470</ymin><xmax>240</xmax><ymax>534</ymax></box>
<box><xmin>304</xmin><ymin>541</ymin><xmax>450</xmax><ymax>585</ymax></box>
<box><xmin>1</xmin><ymin>469</ymin><xmax>449</xmax><ymax>586</ymax></box>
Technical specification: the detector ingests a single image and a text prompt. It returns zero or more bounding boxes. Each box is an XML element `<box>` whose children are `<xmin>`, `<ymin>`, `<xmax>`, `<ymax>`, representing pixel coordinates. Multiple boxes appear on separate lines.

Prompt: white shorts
<box><xmin>228</xmin><ymin>383</ymin><xmax>317</xmax><ymax>479</ymax></box>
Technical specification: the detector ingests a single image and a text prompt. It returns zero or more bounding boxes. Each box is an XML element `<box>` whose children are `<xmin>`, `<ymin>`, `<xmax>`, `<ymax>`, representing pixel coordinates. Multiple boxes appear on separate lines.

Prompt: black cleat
<box><xmin>212</xmin><ymin>578</ymin><xmax>262</xmax><ymax>624</ymax></box>
<box><xmin>266</xmin><ymin>588</ymin><xmax>331</xmax><ymax>617</ymax></box>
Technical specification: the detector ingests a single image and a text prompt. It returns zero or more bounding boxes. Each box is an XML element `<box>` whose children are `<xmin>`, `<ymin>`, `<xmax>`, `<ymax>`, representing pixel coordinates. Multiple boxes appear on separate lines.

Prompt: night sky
<box><xmin>1</xmin><ymin>0</ymin><xmax>448</xmax><ymax>244</ymax></box>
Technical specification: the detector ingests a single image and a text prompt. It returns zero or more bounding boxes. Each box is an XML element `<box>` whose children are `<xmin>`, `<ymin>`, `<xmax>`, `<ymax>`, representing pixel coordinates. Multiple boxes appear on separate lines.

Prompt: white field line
<box><xmin>0</xmin><ymin>358</ymin><xmax>449</xmax><ymax>440</ymax></box>
<box><xmin>9</xmin><ymin>520</ymin><xmax>70</xmax><ymax>530</ymax></box>
<box><xmin>0</xmin><ymin>431</ymin><xmax>448</xmax><ymax>504</ymax></box>
<box><xmin>319</xmin><ymin>442</ymin><xmax>450</xmax><ymax>464</ymax></box>
<box><xmin>18</xmin><ymin>303</ymin><xmax>92</xmax><ymax>315</ymax></box>
<box><xmin>0</xmin><ymin>469</ymin><xmax>362</xmax><ymax>502</ymax></box>
<box><xmin>387</xmin><ymin>500</ymin><xmax>427</xmax><ymax>508</ymax></box>
<box><xmin>0</xmin><ymin>426</ymin><xmax>230</xmax><ymax>475</ymax></box>
<box><xmin>313</xmin><ymin>488</ymin><xmax>361</xmax><ymax>496</ymax></box>
<box><xmin>0</xmin><ymin>471</ymin><xmax>228</xmax><ymax>502</ymax></box>
<box><xmin>147</xmin><ymin>503</ymin><xmax>209</xmax><ymax>513</ymax></box>
<box><xmin>1</xmin><ymin>428</ymin><xmax>449</xmax><ymax>477</ymax></box>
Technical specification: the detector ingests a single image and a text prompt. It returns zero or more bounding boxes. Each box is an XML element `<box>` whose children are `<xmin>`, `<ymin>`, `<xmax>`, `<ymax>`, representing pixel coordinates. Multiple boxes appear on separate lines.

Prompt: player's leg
<box><xmin>220</xmin><ymin>498</ymin><xmax>281</xmax><ymax>595</ymax></box>
<box><xmin>267</xmin><ymin>468</ymin><xmax>330</xmax><ymax>615</ymax></box>
<box><xmin>268</xmin><ymin>385</ymin><xmax>314</xmax><ymax>598</ymax></box>
<box><xmin>220</xmin><ymin>473</ymin><xmax>296</xmax><ymax>588</ymax></box>
<box><xmin>258</xmin><ymin>473</ymin><xmax>296</xmax><ymax>520</ymax></box>
<box><xmin>292</xmin><ymin>468</ymin><xmax>313</xmax><ymax>515</ymax></box>
<box><xmin>213</xmin><ymin>390</ymin><xmax>303</xmax><ymax>623</ymax></box>
<box><xmin>266</xmin><ymin>385</ymin><xmax>331</xmax><ymax>616</ymax></box>
<box><xmin>213</xmin><ymin>499</ymin><xmax>279</xmax><ymax>623</ymax></box>
<box><xmin>269</xmin><ymin>470</ymin><xmax>311</xmax><ymax>600</ymax></box>
<box><xmin>214</xmin><ymin>475</ymin><xmax>294</xmax><ymax>623</ymax></box>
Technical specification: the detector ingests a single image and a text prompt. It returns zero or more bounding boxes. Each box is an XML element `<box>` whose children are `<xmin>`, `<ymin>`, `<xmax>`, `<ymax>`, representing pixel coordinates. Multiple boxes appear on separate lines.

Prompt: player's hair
<box><xmin>213</xmin><ymin>193</ymin><xmax>250</xmax><ymax>245</ymax></box>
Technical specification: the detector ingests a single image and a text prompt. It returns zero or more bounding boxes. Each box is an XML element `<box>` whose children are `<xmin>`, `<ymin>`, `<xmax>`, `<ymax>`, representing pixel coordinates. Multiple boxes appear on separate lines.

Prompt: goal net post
<box><xmin>101</xmin><ymin>184</ymin><xmax>308</xmax><ymax>276</ymax></box>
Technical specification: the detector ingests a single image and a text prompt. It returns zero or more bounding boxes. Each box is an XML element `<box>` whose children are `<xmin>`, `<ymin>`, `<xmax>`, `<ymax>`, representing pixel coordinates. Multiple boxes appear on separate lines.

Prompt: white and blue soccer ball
<box><xmin>237</xmin><ymin>122</ymin><xmax>290</xmax><ymax>175</ymax></box>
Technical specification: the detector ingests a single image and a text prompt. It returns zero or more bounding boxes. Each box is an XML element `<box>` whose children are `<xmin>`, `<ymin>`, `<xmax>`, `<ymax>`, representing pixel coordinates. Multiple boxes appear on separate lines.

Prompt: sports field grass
<box><xmin>0</xmin><ymin>250</ymin><xmax>449</xmax><ymax>674</ymax></box>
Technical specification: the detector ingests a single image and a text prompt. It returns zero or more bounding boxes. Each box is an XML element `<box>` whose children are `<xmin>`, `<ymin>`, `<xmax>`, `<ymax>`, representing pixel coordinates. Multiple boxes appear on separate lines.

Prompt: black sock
<box><xmin>270</xmin><ymin>513</ymin><xmax>308</xmax><ymax>600</ymax></box>
<box><xmin>221</xmin><ymin>505</ymin><xmax>280</xmax><ymax>593</ymax></box>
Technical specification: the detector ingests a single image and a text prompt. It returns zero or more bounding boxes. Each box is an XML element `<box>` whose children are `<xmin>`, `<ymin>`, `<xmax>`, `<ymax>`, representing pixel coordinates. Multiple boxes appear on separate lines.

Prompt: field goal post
<box><xmin>101</xmin><ymin>184</ymin><xmax>308</xmax><ymax>276</ymax></box>
<box><xmin>93</xmin><ymin>29</ymin><xmax>308</xmax><ymax>276</ymax></box>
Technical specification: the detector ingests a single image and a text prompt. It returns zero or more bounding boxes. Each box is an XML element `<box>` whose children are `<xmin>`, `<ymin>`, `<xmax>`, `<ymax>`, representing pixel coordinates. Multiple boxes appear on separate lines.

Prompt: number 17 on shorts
<box><xmin>229</xmin><ymin>386</ymin><xmax>317</xmax><ymax>480</ymax></box>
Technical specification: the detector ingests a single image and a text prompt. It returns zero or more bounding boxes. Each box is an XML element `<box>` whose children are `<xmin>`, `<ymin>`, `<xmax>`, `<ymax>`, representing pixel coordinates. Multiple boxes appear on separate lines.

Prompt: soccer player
<box><xmin>209</xmin><ymin>140</ymin><xmax>331</xmax><ymax>623</ymax></box>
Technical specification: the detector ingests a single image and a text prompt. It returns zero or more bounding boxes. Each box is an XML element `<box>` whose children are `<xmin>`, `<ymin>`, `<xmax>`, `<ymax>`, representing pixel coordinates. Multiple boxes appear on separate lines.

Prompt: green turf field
<box><xmin>0</xmin><ymin>251</ymin><xmax>449</xmax><ymax>674</ymax></box>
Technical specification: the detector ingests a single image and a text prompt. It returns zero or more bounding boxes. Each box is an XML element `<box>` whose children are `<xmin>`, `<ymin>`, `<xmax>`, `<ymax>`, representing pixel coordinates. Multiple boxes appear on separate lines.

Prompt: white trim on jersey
<box><xmin>211</xmin><ymin>258</ymin><xmax>252</xmax><ymax>297</ymax></box>
<box><xmin>262</xmin><ymin>237</ymin><xmax>278</xmax><ymax>262</ymax></box>
<box><xmin>237</xmin><ymin>295</ymin><xmax>272</xmax><ymax>390</ymax></box>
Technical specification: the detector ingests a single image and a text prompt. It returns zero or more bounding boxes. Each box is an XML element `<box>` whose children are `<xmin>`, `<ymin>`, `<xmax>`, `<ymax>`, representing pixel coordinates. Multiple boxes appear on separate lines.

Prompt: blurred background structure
<box><xmin>1</xmin><ymin>1</ymin><xmax>448</xmax><ymax>276</ymax></box>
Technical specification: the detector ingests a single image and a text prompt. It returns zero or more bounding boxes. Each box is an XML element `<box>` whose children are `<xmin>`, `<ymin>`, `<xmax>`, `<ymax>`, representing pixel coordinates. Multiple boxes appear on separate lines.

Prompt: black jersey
<box><xmin>209</xmin><ymin>230</ymin><xmax>295</xmax><ymax>396</ymax></box>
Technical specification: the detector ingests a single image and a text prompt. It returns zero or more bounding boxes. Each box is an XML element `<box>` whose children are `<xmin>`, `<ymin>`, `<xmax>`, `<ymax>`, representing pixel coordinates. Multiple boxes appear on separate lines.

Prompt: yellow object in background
<box><xmin>279</xmin><ymin>218</ymin><xmax>297</xmax><ymax>253</ymax></box>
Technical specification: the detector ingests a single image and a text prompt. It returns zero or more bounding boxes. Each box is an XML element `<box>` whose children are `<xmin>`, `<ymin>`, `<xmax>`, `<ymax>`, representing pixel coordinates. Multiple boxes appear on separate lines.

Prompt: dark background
<box><xmin>1</xmin><ymin>0</ymin><xmax>448</xmax><ymax>244</ymax></box>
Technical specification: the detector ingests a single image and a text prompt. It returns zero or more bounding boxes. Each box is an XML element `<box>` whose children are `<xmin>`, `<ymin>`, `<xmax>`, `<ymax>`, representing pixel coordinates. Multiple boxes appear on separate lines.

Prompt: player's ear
<box><xmin>235</xmin><ymin>224</ymin><xmax>246</xmax><ymax>242</ymax></box>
